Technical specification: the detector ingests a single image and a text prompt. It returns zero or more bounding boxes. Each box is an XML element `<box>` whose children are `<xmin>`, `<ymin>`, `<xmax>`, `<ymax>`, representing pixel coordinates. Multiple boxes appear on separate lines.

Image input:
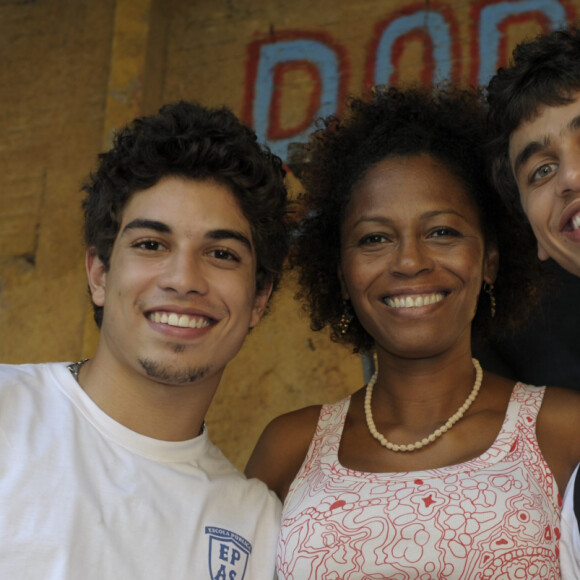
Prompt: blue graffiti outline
<box><xmin>252</xmin><ymin>39</ymin><xmax>341</xmax><ymax>159</ymax></box>
<box><xmin>250</xmin><ymin>1</ymin><xmax>571</xmax><ymax>160</ymax></box>
<box><xmin>477</xmin><ymin>0</ymin><xmax>567</xmax><ymax>83</ymax></box>
<box><xmin>372</xmin><ymin>10</ymin><xmax>453</xmax><ymax>86</ymax></box>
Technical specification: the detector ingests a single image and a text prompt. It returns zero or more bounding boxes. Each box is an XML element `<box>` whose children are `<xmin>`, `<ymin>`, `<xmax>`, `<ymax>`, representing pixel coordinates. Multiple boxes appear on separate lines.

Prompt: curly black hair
<box><xmin>83</xmin><ymin>101</ymin><xmax>291</xmax><ymax>327</ymax></box>
<box><xmin>292</xmin><ymin>84</ymin><xmax>542</xmax><ymax>353</ymax></box>
<box><xmin>487</xmin><ymin>26</ymin><xmax>580</xmax><ymax>217</ymax></box>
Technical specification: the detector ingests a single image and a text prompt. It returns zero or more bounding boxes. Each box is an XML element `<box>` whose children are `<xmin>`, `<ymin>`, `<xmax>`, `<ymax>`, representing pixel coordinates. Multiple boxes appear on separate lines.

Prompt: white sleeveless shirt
<box><xmin>278</xmin><ymin>383</ymin><xmax>560</xmax><ymax>579</ymax></box>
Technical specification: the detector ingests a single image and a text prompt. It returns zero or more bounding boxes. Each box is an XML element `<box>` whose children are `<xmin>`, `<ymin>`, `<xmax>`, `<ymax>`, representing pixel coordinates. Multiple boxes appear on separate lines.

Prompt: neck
<box><xmin>365</xmin><ymin>357</ymin><xmax>481</xmax><ymax>452</ymax></box>
<box><xmin>371</xmin><ymin>350</ymin><xmax>478</xmax><ymax>423</ymax></box>
<box><xmin>76</xmin><ymin>356</ymin><xmax>221</xmax><ymax>441</ymax></box>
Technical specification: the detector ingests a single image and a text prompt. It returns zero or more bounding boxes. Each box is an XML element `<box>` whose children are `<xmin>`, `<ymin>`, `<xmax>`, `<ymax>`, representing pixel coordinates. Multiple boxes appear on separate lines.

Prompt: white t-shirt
<box><xmin>0</xmin><ymin>362</ymin><xmax>281</xmax><ymax>579</ymax></box>
<box><xmin>561</xmin><ymin>464</ymin><xmax>580</xmax><ymax>580</ymax></box>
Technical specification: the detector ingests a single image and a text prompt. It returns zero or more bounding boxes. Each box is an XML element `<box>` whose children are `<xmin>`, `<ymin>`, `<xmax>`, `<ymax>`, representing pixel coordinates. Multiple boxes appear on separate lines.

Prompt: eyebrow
<box><xmin>351</xmin><ymin>209</ymin><xmax>466</xmax><ymax>228</ymax></box>
<box><xmin>512</xmin><ymin>114</ymin><xmax>580</xmax><ymax>176</ymax></box>
<box><xmin>512</xmin><ymin>140</ymin><xmax>548</xmax><ymax>178</ymax></box>
<box><xmin>207</xmin><ymin>229</ymin><xmax>253</xmax><ymax>251</ymax></box>
<box><xmin>422</xmin><ymin>209</ymin><xmax>466</xmax><ymax>220</ymax></box>
<box><xmin>122</xmin><ymin>219</ymin><xmax>171</xmax><ymax>234</ymax></box>
<box><xmin>121</xmin><ymin>219</ymin><xmax>253</xmax><ymax>251</ymax></box>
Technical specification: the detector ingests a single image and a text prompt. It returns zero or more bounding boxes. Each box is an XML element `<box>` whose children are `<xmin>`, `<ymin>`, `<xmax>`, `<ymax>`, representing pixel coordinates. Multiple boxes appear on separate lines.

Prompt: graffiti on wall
<box><xmin>243</xmin><ymin>0</ymin><xmax>574</xmax><ymax>160</ymax></box>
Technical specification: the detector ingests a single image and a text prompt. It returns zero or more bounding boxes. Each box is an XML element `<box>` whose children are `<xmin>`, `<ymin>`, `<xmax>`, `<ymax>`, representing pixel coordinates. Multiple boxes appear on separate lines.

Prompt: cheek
<box><xmin>523</xmin><ymin>190</ymin><xmax>553</xmax><ymax>227</ymax></box>
<box><xmin>105</xmin><ymin>266</ymin><xmax>151</xmax><ymax>310</ymax></box>
<box><xmin>341</xmin><ymin>253</ymin><xmax>382</xmax><ymax>288</ymax></box>
<box><xmin>448</xmin><ymin>249</ymin><xmax>486</xmax><ymax>291</ymax></box>
<box><xmin>466</xmin><ymin>265</ymin><xmax>486</xmax><ymax>306</ymax></box>
<box><xmin>223</xmin><ymin>275</ymin><xmax>259</xmax><ymax>315</ymax></box>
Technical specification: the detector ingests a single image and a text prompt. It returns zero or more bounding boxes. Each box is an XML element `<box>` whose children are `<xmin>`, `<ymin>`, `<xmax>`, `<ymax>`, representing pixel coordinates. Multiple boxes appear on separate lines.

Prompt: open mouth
<box><xmin>383</xmin><ymin>292</ymin><xmax>447</xmax><ymax>309</ymax></box>
<box><xmin>568</xmin><ymin>213</ymin><xmax>580</xmax><ymax>232</ymax></box>
<box><xmin>148</xmin><ymin>311</ymin><xmax>213</xmax><ymax>329</ymax></box>
<box><xmin>561</xmin><ymin>206</ymin><xmax>580</xmax><ymax>233</ymax></box>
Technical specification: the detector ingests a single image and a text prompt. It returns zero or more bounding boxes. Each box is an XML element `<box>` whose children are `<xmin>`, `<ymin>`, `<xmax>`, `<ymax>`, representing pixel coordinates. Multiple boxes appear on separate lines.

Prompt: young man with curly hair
<box><xmin>0</xmin><ymin>102</ymin><xmax>290</xmax><ymax>579</ymax></box>
<box><xmin>487</xmin><ymin>27</ymin><xmax>580</xmax><ymax>580</ymax></box>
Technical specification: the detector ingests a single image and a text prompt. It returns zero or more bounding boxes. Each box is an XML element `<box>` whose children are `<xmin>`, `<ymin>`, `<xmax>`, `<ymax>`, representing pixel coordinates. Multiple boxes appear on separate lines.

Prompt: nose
<box><xmin>557</xmin><ymin>151</ymin><xmax>580</xmax><ymax>196</ymax></box>
<box><xmin>157</xmin><ymin>250</ymin><xmax>209</xmax><ymax>296</ymax></box>
<box><xmin>390</xmin><ymin>236</ymin><xmax>433</xmax><ymax>277</ymax></box>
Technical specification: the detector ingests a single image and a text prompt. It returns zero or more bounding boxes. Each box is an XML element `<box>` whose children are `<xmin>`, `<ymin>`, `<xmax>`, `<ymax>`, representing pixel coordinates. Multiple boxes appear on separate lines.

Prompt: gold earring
<box><xmin>338</xmin><ymin>300</ymin><xmax>354</xmax><ymax>335</ymax></box>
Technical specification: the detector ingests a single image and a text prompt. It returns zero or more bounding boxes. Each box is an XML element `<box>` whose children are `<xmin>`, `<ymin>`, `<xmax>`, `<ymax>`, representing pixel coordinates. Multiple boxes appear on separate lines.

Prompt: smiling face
<box><xmin>509</xmin><ymin>94</ymin><xmax>580</xmax><ymax>277</ymax></box>
<box><xmin>87</xmin><ymin>176</ymin><xmax>271</xmax><ymax>388</ymax></box>
<box><xmin>339</xmin><ymin>154</ymin><xmax>498</xmax><ymax>360</ymax></box>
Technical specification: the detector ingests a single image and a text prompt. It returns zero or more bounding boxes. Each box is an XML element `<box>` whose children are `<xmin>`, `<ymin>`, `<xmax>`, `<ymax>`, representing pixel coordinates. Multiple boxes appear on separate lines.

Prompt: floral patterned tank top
<box><xmin>278</xmin><ymin>383</ymin><xmax>561</xmax><ymax>579</ymax></box>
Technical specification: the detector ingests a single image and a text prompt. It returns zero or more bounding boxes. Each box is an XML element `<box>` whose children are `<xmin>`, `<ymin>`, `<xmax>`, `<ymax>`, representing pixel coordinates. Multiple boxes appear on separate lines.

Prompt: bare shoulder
<box><xmin>538</xmin><ymin>385</ymin><xmax>580</xmax><ymax>433</ymax></box>
<box><xmin>536</xmin><ymin>385</ymin><xmax>580</xmax><ymax>490</ymax></box>
<box><xmin>245</xmin><ymin>405</ymin><xmax>322</xmax><ymax>501</ymax></box>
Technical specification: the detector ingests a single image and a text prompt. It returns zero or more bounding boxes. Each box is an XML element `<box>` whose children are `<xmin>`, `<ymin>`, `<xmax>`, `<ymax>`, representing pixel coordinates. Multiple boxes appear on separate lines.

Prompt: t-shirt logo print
<box><xmin>205</xmin><ymin>526</ymin><xmax>252</xmax><ymax>579</ymax></box>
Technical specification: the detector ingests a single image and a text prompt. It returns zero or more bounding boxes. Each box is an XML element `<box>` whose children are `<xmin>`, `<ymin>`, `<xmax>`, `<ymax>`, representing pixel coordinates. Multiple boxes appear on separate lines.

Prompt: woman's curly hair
<box><xmin>83</xmin><ymin>101</ymin><xmax>291</xmax><ymax>327</ymax></box>
<box><xmin>291</xmin><ymin>84</ymin><xmax>542</xmax><ymax>353</ymax></box>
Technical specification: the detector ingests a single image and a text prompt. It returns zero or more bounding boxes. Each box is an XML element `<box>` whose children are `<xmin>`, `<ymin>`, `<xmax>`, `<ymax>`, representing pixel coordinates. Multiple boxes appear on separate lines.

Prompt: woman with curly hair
<box><xmin>246</xmin><ymin>84</ymin><xmax>580</xmax><ymax>578</ymax></box>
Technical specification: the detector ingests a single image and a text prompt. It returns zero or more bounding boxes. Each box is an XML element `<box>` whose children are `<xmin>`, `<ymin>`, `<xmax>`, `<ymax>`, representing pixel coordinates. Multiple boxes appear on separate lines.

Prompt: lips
<box><xmin>147</xmin><ymin>311</ymin><xmax>213</xmax><ymax>328</ymax></box>
<box><xmin>559</xmin><ymin>201</ymin><xmax>580</xmax><ymax>233</ymax></box>
<box><xmin>383</xmin><ymin>292</ymin><xmax>447</xmax><ymax>309</ymax></box>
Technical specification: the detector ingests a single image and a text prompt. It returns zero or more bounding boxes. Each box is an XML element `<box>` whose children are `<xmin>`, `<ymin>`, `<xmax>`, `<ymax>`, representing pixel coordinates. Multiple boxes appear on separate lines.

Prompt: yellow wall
<box><xmin>0</xmin><ymin>0</ymin><xmax>575</xmax><ymax>468</ymax></box>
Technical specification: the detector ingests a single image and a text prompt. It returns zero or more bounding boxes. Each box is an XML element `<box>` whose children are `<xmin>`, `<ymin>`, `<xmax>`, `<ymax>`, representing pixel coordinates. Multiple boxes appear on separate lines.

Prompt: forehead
<box><xmin>347</xmin><ymin>154</ymin><xmax>476</xmax><ymax>214</ymax></box>
<box><xmin>509</xmin><ymin>95</ymin><xmax>580</xmax><ymax>163</ymax></box>
<box><xmin>120</xmin><ymin>177</ymin><xmax>251</xmax><ymax>236</ymax></box>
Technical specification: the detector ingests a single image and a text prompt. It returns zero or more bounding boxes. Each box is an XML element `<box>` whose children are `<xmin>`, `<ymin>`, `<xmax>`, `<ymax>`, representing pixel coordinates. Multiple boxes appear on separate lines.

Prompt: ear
<box><xmin>483</xmin><ymin>242</ymin><xmax>500</xmax><ymax>284</ymax></box>
<box><xmin>337</xmin><ymin>265</ymin><xmax>350</xmax><ymax>301</ymax></box>
<box><xmin>249</xmin><ymin>279</ymin><xmax>274</xmax><ymax>329</ymax></box>
<box><xmin>86</xmin><ymin>248</ymin><xmax>107</xmax><ymax>307</ymax></box>
<box><xmin>537</xmin><ymin>242</ymin><xmax>550</xmax><ymax>262</ymax></box>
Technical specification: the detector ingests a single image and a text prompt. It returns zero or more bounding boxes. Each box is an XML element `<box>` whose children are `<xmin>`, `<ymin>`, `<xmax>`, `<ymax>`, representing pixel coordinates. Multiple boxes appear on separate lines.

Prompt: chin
<box><xmin>139</xmin><ymin>358</ymin><xmax>210</xmax><ymax>385</ymax></box>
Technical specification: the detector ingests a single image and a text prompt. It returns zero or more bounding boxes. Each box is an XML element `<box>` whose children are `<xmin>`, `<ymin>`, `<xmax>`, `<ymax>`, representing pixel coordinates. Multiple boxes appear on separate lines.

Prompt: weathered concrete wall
<box><xmin>0</xmin><ymin>0</ymin><xmax>575</xmax><ymax>468</ymax></box>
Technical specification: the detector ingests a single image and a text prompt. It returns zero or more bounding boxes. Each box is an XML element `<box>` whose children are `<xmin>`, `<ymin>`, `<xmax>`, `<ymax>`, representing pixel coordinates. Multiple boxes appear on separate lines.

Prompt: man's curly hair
<box><xmin>292</xmin><ymin>84</ymin><xmax>542</xmax><ymax>353</ymax></box>
<box><xmin>487</xmin><ymin>27</ymin><xmax>580</xmax><ymax>217</ymax></box>
<box><xmin>83</xmin><ymin>101</ymin><xmax>291</xmax><ymax>327</ymax></box>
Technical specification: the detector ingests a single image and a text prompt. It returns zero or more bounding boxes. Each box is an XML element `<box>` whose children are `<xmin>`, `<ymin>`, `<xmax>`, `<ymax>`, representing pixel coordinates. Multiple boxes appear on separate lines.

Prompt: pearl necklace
<box><xmin>364</xmin><ymin>358</ymin><xmax>483</xmax><ymax>452</ymax></box>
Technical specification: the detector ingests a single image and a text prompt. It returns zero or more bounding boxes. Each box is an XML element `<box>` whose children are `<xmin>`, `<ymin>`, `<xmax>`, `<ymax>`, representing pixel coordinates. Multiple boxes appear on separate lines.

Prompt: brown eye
<box><xmin>430</xmin><ymin>227</ymin><xmax>459</xmax><ymax>238</ymax></box>
<box><xmin>359</xmin><ymin>233</ymin><xmax>388</xmax><ymax>245</ymax></box>
<box><xmin>209</xmin><ymin>248</ymin><xmax>240</xmax><ymax>262</ymax></box>
<box><xmin>135</xmin><ymin>240</ymin><xmax>163</xmax><ymax>251</ymax></box>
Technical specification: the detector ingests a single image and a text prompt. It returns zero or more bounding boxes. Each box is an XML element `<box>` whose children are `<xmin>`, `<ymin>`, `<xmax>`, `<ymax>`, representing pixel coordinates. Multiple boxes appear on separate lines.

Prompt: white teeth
<box><xmin>385</xmin><ymin>293</ymin><xmax>445</xmax><ymax>308</ymax></box>
<box><xmin>149</xmin><ymin>312</ymin><xmax>211</xmax><ymax>328</ymax></box>
<box><xmin>573</xmin><ymin>214</ymin><xmax>580</xmax><ymax>231</ymax></box>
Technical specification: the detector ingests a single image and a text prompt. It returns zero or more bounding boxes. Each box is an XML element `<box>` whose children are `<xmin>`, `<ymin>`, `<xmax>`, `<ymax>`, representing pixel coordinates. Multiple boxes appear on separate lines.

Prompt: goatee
<box><xmin>139</xmin><ymin>358</ymin><xmax>209</xmax><ymax>384</ymax></box>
